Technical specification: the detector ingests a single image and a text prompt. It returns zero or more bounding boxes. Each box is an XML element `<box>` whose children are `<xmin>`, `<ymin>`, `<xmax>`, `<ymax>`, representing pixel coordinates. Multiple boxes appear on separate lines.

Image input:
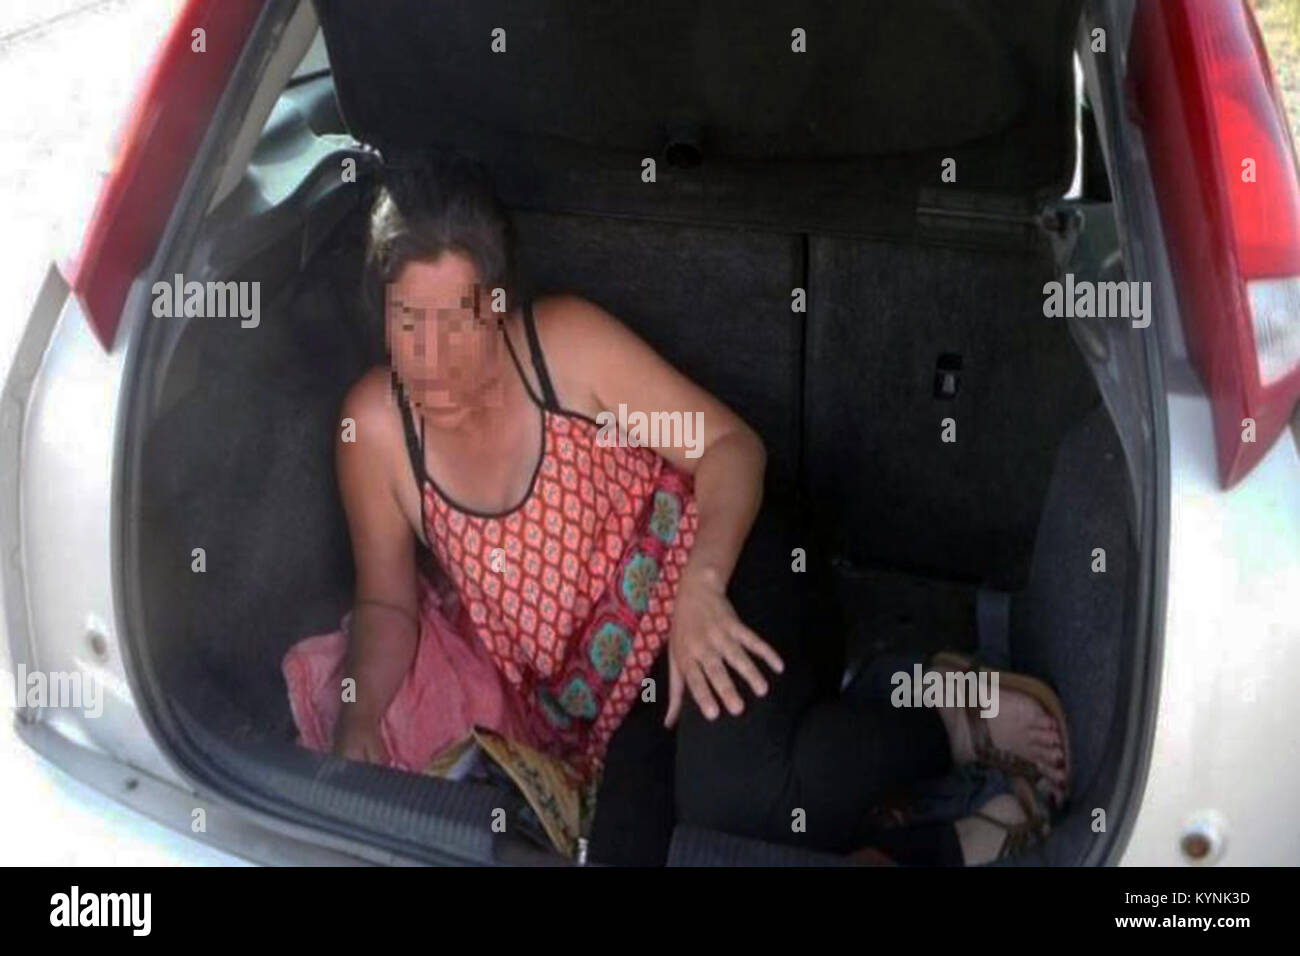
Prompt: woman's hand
<box><xmin>334</xmin><ymin>714</ymin><xmax>390</xmax><ymax>764</ymax></box>
<box><xmin>664</xmin><ymin>568</ymin><xmax>784</xmax><ymax>728</ymax></box>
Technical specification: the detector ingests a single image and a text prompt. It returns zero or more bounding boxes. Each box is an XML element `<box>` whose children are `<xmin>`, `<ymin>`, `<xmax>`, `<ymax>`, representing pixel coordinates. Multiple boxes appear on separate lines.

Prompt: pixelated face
<box><xmin>385</xmin><ymin>252</ymin><xmax>502</xmax><ymax>421</ymax></box>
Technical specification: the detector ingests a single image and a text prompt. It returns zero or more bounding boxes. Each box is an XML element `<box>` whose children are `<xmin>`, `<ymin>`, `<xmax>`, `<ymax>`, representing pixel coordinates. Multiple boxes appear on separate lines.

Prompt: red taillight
<box><xmin>1132</xmin><ymin>0</ymin><xmax>1300</xmax><ymax>487</ymax></box>
<box><xmin>65</xmin><ymin>0</ymin><xmax>265</xmax><ymax>350</ymax></box>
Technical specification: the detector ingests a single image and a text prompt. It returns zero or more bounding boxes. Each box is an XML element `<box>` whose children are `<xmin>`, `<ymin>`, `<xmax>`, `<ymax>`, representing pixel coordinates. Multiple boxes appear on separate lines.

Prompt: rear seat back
<box><xmin>803</xmin><ymin>236</ymin><xmax>1099</xmax><ymax>588</ymax></box>
<box><xmin>511</xmin><ymin>210</ymin><xmax>1101</xmax><ymax>590</ymax></box>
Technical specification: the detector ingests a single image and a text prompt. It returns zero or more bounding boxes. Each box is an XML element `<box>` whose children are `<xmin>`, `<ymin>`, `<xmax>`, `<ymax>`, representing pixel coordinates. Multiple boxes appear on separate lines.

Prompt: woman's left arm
<box><xmin>542</xmin><ymin>296</ymin><xmax>785</xmax><ymax>727</ymax></box>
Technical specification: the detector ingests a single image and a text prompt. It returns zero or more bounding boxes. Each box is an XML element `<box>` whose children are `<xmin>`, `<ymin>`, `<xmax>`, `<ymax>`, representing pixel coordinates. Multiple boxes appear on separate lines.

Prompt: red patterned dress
<box><xmin>398</xmin><ymin>303</ymin><xmax>698</xmax><ymax>783</ymax></box>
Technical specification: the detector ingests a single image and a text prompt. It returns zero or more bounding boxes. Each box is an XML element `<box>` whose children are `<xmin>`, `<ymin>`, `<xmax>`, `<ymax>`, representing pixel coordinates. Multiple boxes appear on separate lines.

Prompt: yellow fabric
<box><xmin>423</xmin><ymin>730</ymin><xmax>598</xmax><ymax>858</ymax></box>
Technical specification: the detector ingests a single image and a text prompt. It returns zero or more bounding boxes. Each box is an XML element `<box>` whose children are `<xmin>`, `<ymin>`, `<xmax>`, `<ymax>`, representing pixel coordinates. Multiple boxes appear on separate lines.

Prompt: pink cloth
<box><xmin>282</xmin><ymin>577</ymin><xmax>530</xmax><ymax>772</ymax></box>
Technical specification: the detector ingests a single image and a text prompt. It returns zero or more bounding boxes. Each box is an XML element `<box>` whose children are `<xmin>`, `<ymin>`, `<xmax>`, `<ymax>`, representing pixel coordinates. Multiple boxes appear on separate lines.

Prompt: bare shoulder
<box><xmin>339</xmin><ymin>366</ymin><xmax>405</xmax><ymax>455</ymax></box>
<box><xmin>534</xmin><ymin>291</ymin><xmax>606</xmax><ymax>328</ymax></box>
<box><xmin>529</xmin><ymin>295</ymin><xmax>636</xmax><ymax>414</ymax></box>
<box><xmin>531</xmin><ymin>293</ymin><xmax>634</xmax><ymax>360</ymax></box>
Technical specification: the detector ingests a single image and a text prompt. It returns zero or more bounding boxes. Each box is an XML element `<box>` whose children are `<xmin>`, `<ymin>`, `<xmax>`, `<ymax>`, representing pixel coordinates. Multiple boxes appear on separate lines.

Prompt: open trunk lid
<box><xmin>313</xmin><ymin>0</ymin><xmax>1084</xmax><ymax>233</ymax></box>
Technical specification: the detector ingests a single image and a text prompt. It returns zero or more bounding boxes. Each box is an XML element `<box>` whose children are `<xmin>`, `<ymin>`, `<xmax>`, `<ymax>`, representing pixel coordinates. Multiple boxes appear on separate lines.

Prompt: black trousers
<box><xmin>588</xmin><ymin>500</ymin><xmax>962</xmax><ymax>866</ymax></box>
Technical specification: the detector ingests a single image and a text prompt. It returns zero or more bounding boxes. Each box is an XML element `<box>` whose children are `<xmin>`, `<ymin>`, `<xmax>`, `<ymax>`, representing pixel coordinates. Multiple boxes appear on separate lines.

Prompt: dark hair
<box><xmin>363</xmin><ymin>151</ymin><xmax>517</xmax><ymax>324</ymax></box>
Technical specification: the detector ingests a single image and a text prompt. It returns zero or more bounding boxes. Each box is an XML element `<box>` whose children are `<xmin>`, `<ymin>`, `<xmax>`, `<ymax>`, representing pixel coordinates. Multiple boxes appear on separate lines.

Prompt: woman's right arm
<box><xmin>333</xmin><ymin>372</ymin><xmax>421</xmax><ymax>763</ymax></box>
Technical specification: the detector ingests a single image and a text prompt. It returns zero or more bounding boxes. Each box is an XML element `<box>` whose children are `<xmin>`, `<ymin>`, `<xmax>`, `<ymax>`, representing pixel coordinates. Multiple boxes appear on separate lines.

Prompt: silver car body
<box><xmin>2</xmin><ymin>0</ymin><xmax>1297</xmax><ymax>865</ymax></box>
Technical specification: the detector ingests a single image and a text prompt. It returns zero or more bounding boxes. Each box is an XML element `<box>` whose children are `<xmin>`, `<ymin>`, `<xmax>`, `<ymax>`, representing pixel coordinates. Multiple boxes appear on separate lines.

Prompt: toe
<box><xmin>1032</xmin><ymin>741</ymin><xmax>1058</xmax><ymax>764</ymax></box>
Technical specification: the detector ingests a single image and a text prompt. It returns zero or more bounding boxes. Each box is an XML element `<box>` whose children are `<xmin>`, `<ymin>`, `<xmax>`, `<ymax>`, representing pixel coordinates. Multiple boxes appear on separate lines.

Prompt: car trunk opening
<box><xmin>125</xmin><ymin>0</ymin><xmax>1152</xmax><ymax>865</ymax></box>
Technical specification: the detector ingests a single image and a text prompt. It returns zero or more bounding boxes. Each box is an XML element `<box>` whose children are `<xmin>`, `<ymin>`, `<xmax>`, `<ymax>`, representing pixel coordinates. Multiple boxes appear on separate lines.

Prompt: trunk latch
<box><xmin>933</xmin><ymin>353</ymin><xmax>962</xmax><ymax>400</ymax></box>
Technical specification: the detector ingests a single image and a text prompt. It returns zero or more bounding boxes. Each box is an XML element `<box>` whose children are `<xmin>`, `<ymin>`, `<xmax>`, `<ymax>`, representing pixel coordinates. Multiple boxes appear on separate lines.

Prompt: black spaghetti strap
<box><xmin>502</xmin><ymin>319</ymin><xmax>548</xmax><ymax>410</ymax></box>
<box><xmin>396</xmin><ymin>380</ymin><xmax>429</xmax><ymax>489</ymax></box>
<box><xmin>521</xmin><ymin>299</ymin><xmax>560</xmax><ymax>410</ymax></box>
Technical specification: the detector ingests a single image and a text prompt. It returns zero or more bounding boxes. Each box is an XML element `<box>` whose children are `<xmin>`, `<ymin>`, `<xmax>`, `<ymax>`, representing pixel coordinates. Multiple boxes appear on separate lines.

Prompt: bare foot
<box><xmin>934</xmin><ymin>675</ymin><xmax>1068</xmax><ymax>804</ymax></box>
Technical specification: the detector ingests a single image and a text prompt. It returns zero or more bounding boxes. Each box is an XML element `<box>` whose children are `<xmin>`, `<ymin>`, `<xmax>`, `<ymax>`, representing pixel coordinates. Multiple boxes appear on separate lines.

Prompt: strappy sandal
<box><xmin>929</xmin><ymin>651</ymin><xmax>1071</xmax><ymax>806</ymax></box>
<box><xmin>973</xmin><ymin>774</ymin><xmax>1051</xmax><ymax>862</ymax></box>
<box><xmin>866</xmin><ymin>763</ymin><xmax>1029</xmax><ymax>831</ymax></box>
<box><xmin>851</xmin><ymin>767</ymin><xmax>1047</xmax><ymax>865</ymax></box>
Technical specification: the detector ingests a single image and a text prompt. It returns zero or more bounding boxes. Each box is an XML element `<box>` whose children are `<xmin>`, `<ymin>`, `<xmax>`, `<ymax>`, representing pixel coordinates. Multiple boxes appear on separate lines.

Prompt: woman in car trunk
<box><xmin>327</xmin><ymin>152</ymin><xmax>1070</xmax><ymax>865</ymax></box>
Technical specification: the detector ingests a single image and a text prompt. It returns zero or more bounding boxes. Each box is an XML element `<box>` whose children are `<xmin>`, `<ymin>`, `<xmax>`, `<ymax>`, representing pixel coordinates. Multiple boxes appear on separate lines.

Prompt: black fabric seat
<box><xmin>803</xmin><ymin>236</ymin><xmax>1100</xmax><ymax>589</ymax></box>
<box><xmin>513</xmin><ymin>210</ymin><xmax>1105</xmax><ymax>593</ymax></box>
